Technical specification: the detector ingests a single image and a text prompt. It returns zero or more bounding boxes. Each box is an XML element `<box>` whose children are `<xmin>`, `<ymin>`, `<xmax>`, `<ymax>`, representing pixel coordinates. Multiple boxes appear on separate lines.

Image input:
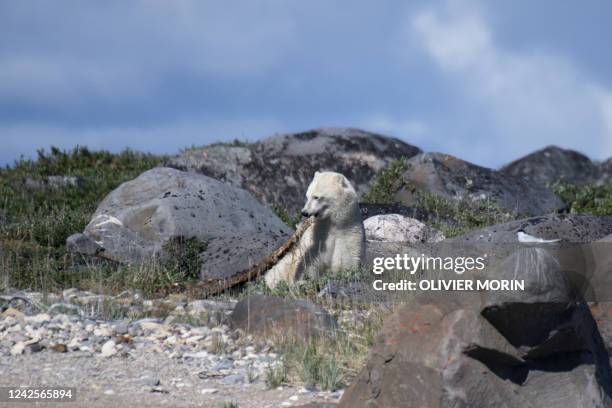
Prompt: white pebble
<box><xmin>10</xmin><ymin>342</ymin><xmax>25</xmax><ymax>356</ymax></box>
<box><xmin>100</xmin><ymin>340</ymin><xmax>117</xmax><ymax>357</ymax></box>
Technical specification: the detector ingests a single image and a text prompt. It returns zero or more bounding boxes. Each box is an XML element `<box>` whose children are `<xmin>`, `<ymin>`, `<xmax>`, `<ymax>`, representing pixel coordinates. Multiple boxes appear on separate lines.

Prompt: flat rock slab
<box><xmin>229</xmin><ymin>295</ymin><xmax>338</xmax><ymax>339</ymax></box>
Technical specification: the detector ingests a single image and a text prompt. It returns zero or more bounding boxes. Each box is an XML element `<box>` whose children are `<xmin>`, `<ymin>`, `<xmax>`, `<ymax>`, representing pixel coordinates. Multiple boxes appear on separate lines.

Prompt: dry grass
<box><xmin>267</xmin><ymin>307</ymin><xmax>386</xmax><ymax>391</ymax></box>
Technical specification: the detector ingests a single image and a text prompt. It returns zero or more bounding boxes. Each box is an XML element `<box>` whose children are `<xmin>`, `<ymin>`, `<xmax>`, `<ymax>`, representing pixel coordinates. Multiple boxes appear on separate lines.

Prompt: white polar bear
<box><xmin>265</xmin><ymin>171</ymin><xmax>365</xmax><ymax>289</ymax></box>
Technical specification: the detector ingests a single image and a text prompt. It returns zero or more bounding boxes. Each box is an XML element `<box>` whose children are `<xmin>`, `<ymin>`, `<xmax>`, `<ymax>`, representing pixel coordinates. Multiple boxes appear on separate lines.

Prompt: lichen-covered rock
<box><xmin>72</xmin><ymin>167</ymin><xmax>292</xmax><ymax>280</ymax></box>
<box><xmin>166</xmin><ymin>128</ymin><xmax>421</xmax><ymax>214</ymax></box>
<box><xmin>364</xmin><ymin>214</ymin><xmax>444</xmax><ymax>243</ymax></box>
<box><xmin>501</xmin><ymin>145</ymin><xmax>599</xmax><ymax>186</ymax></box>
<box><xmin>394</xmin><ymin>152</ymin><xmax>565</xmax><ymax>216</ymax></box>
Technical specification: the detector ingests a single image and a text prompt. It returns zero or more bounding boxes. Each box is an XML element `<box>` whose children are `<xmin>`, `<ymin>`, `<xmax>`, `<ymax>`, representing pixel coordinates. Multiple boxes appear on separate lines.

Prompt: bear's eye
<box><xmin>313</xmin><ymin>196</ymin><xmax>320</xmax><ymax>200</ymax></box>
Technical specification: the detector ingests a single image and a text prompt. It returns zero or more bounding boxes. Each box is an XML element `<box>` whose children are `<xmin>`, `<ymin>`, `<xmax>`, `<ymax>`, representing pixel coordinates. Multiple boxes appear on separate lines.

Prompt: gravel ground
<box><xmin>0</xmin><ymin>351</ymin><xmax>341</xmax><ymax>407</ymax></box>
<box><xmin>0</xmin><ymin>290</ymin><xmax>344</xmax><ymax>408</ymax></box>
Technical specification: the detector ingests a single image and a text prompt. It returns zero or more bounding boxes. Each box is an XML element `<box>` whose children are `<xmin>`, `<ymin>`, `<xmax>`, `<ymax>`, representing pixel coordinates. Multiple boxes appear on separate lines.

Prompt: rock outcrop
<box><xmin>392</xmin><ymin>153</ymin><xmax>565</xmax><ymax>216</ymax></box>
<box><xmin>166</xmin><ymin>128</ymin><xmax>421</xmax><ymax>213</ymax></box>
<box><xmin>501</xmin><ymin>145</ymin><xmax>599</xmax><ymax>186</ymax></box>
<box><xmin>340</xmin><ymin>243</ymin><xmax>612</xmax><ymax>407</ymax></box>
<box><xmin>449</xmin><ymin>213</ymin><xmax>612</xmax><ymax>243</ymax></box>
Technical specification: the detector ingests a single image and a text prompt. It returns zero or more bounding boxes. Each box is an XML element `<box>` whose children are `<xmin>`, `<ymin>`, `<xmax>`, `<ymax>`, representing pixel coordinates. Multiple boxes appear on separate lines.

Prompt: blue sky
<box><xmin>2</xmin><ymin>0</ymin><xmax>612</xmax><ymax>167</ymax></box>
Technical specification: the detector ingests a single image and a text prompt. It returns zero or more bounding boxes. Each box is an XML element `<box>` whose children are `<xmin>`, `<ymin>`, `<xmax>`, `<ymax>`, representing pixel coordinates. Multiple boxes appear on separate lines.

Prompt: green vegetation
<box><xmin>361</xmin><ymin>156</ymin><xmax>410</xmax><ymax>204</ymax></box>
<box><xmin>265</xmin><ymin>360</ymin><xmax>289</xmax><ymax>389</ymax></box>
<box><xmin>0</xmin><ymin>146</ymin><xmax>165</xmax><ymax>293</ymax></box>
<box><xmin>162</xmin><ymin>236</ymin><xmax>208</xmax><ymax>281</ymax></box>
<box><xmin>550</xmin><ymin>180</ymin><xmax>612</xmax><ymax>216</ymax></box>
<box><xmin>414</xmin><ymin>192</ymin><xmax>517</xmax><ymax>237</ymax></box>
<box><xmin>181</xmin><ymin>138</ymin><xmax>253</xmax><ymax>154</ymax></box>
<box><xmin>272</xmin><ymin>206</ymin><xmax>302</xmax><ymax>229</ymax></box>
<box><xmin>362</xmin><ymin>157</ymin><xmax>519</xmax><ymax>237</ymax></box>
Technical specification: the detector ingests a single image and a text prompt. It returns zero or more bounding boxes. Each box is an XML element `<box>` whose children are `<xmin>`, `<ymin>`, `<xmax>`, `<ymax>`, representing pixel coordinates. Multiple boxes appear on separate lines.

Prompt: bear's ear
<box><xmin>315</xmin><ymin>171</ymin><xmax>321</xmax><ymax>176</ymax></box>
<box><xmin>336</xmin><ymin>173</ymin><xmax>350</xmax><ymax>189</ymax></box>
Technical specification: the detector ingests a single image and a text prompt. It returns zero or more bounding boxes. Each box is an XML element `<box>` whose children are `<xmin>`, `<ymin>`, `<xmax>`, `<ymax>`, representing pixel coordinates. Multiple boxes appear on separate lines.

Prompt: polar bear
<box><xmin>265</xmin><ymin>171</ymin><xmax>365</xmax><ymax>289</ymax></box>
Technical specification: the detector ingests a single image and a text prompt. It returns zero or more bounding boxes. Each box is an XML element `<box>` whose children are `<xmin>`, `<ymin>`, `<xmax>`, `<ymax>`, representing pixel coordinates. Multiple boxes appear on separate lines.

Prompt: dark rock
<box><xmin>342</xmin><ymin>233</ymin><xmax>612</xmax><ymax>407</ymax></box>
<box><xmin>317</xmin><ymin>281</ymin><xmax>381</xmax><ymax>304</ymax></box>
<box><xmin>449</xmin><ymin>213</ymin><xmax>612</xmax><ymax>243</ymax></box>
<box><xmin>590</xmin><ymin>302</ymin><xmax>612</xmax><ymax>355</ymax></box>
<box><xmin>166</xmin><ymin>128</ymin><xmax>421</xmax><ymax>214</ymax></box>
<box><xmin>229</xmin><ymin>295</ymin><xmax>337</xmax><ymax>338</ymax></box>
<box><xmin>394</xmin><ymin>152</ymin><xmax>565</xmax><ymax>216</ymax></box>
<box><xmin>480</xmin><ymin>247</ymin><xmax>607</xmax><ymax>360</ymax></box>
<box><xmin>340</xmin><ymin>302</ymin><xmax>612</xmax><ymax>408</ymax></box>
<box><xmin>501</xmin><ymin>145</ymin><xmax>599</xmax><ymax>186</ymax></box>
<box><xmin>25</xmin><ymin>342</ymin><xmax>44</xmax><ymax>354</ymax></box>
<box><xmin>72</xmin><ymin>167</ymin><xmax>292</xmax><ymax>280</ymax></box>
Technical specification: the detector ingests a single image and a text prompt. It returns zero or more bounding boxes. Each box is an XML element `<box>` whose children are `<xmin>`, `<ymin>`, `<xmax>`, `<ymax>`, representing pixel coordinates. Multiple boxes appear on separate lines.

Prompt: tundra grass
<box><xmin>0</xmin><ymin>146</ymin><xmax>166</xmax><ymax>293</ymax></box>
<box><xmin>268</xmin><ymin>309</ymin><xmax>384</xmax><ymax>391</ymax></box>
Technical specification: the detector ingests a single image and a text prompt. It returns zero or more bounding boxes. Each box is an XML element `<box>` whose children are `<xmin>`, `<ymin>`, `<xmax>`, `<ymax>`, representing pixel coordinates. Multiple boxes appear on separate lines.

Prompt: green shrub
<box><xmin>550</xmin><ymin>181</ymin><xmax>612</xmax><ymax>216</ymax></box>
<box><xmin>414</xmin><ymin>192</ymin><xmax>517</xmax><ymax>237</ymax></box>
<box><xmin>362</xmin><ymin>157</ymin><xmax>410</xmax><ymax>204</ymax></box>
<box><xmin>272</xmin><ymin>206</ymin><xmax>302</xmax><ymax>229</ymax></box>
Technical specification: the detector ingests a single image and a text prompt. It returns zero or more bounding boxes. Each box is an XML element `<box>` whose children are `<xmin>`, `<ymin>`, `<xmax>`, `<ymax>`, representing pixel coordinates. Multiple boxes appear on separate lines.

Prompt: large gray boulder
<box><xmin>72</xmin><ymin>167</ymin><xmax>292</xmax><ymax>280</ymax></box>
<box><xmin>166</xmin><ymin>128</ymin><xmax>421</xmax><ymax>214</ymax></box>
<box><xmin>501</xmin><ymin>145</ymin><xmax>599</xmax><ymax>186</ymax></box>
<box><xmin>393</xmin><ymin>153</ymin><xmax>565</xmax><ymax>216</ymax></box>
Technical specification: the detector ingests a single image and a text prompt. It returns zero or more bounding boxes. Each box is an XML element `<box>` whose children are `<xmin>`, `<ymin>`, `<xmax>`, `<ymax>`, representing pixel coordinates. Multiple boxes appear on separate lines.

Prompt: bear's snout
<box><xmin>301</xmin><ymin>210</ymin><xmax>310</xmax><ymax>217</ymax></box>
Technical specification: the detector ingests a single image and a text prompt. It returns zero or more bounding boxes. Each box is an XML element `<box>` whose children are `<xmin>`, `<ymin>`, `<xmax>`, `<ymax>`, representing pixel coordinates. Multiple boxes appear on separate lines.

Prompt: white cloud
<box><xmin>409</xmin><ymin>0</ymin><xmax>612</xmax><ymax>163</ymax></box>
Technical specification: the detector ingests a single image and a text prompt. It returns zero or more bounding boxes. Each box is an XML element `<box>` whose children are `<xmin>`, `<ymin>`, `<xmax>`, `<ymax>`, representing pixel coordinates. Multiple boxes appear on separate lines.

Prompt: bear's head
<box><xmin>301</xmin><ymin>171</ymin><xmax>359</xmax><ymax>223</ymax></box>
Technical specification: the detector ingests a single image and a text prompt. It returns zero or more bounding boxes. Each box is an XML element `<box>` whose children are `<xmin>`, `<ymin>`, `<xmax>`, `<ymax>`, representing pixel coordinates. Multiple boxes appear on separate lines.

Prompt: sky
<box><xmin>1</xmin><ymin>0</ymin><xmax>612</xmax><ymax>168</ymax></box>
